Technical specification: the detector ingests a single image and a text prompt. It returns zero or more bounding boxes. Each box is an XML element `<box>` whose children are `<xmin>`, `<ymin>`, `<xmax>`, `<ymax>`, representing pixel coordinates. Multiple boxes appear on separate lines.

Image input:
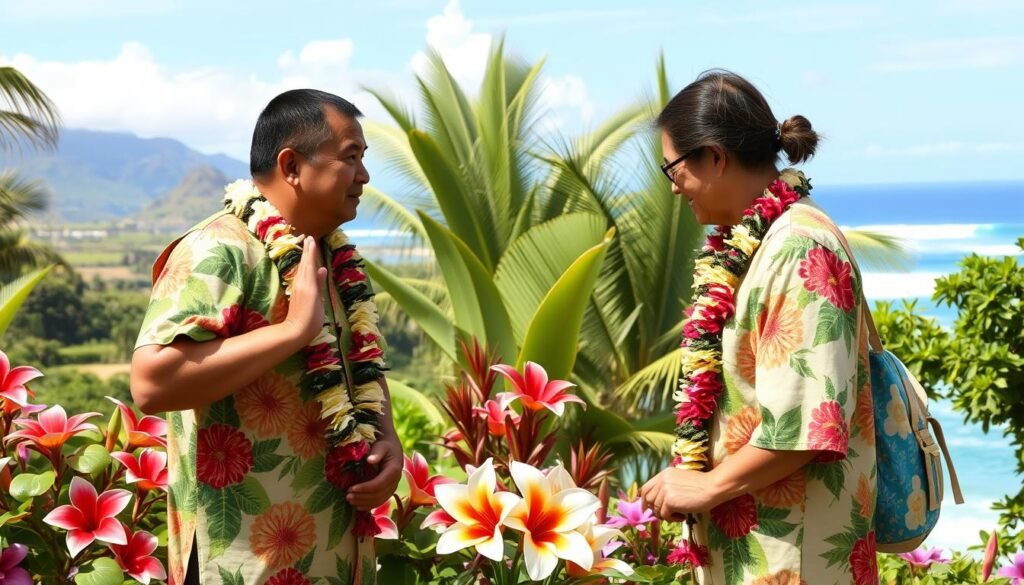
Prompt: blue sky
<box><xmin>2</xmin><ymin>0</ymin><xmax>1023</xmax><ymax>185</ymax></box>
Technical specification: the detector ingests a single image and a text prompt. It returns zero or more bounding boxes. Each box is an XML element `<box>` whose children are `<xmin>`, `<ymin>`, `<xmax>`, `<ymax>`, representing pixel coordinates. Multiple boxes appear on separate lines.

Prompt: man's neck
<box><xmin>254</xmin><ymin>180</ymin><xmax>320</xmax><ymax>238</ymax></box>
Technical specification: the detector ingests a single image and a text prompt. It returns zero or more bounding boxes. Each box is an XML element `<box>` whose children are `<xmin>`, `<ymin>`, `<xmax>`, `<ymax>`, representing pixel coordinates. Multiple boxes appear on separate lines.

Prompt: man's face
<box><xmin>297</xmin><ymin>108</ymin><xmax>370</xmax><ymax>231</ymax></box>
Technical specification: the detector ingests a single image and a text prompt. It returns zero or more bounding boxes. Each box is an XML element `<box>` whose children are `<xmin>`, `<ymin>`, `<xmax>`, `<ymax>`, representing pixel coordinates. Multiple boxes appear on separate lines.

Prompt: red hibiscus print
<box><xmin>184</xmin><ymin>305</ymin><xmax>269</xmax><ymax>338</ymax></box>
<box><xmin>266</xmin><ymin>568</ymin><xmax>312</xmax><ymax>585</ymax></box>
<box><xmin>798</xmin><ymin>247</ymin><xmax>855</xmax><ymax>312</ymax></box>
<box><xmin>196</xmin><ymin>424</ymin><xmax>254</xmax><ymax>488</ymax></box>
<box><xmin>710</xmin><ymin>494</ymin><xmax>758</xmax><ymax>539</ymax></box>
<box><xmin>808</xmin><ymin>400</ymin><xmax>849</xmax><ymax>458</ymax></box>
<box><xmin>849</xmin><ymin>530</ymin><xmax>878</xmax><ymax>585</ymax></box>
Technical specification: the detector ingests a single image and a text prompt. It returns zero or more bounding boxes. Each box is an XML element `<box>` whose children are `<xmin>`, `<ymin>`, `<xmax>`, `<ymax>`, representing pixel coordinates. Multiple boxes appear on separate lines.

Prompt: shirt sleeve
<box><xmin>745</xmin><ymin>230</ymin><xmax>863</xmax><ymax>460</ymax></box>
<box><xmin>135</xmin><ymin>227</ymin><xmax>262</xmax><ymax>348</ymax></box>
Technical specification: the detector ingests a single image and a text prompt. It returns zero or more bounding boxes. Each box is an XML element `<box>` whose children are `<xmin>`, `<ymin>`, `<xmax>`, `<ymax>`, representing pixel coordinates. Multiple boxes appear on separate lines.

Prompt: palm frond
<box><xmin>841</xmin><ymin>228</ymin><xmax>914</xmax><ymax>272</ymax></box>
<box><xmin>0</xmin><ymin>66</ymin><xmax>61</xmax><ymax>152</ymax></box>
<box><xmin>612</xmin><ymin>346</ymin><xmax>682</xmax><ymax>415</ymax></box>
<box><xmin>0</xmin><ymin>171</ymin><xmax>48</xmax><ymax>221</ymax></box>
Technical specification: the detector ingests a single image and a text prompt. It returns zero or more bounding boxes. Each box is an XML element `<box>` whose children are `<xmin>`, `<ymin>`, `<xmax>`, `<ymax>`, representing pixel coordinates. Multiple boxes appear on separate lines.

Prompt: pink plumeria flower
<box><xmin>503</xmin><ymin>461</ymin><xmax>601</xmax><ymax>580</ymax></box>
<box><xmin>109</xmin><ymin>527</ymin><xmax>167</xmax><ymax>584</ymax></box>
<box><xmin>606</xmin><ymin>495</ymin><xmax>657</xmax><ymax>532</ymax></box>
<box><xmin>111</xmin><ymin>449</ymin><xmax>169</xmax><ymax>492</ymax></box>
<box><xmin>473</xmin><ymin>399</ymin><xmax>521</xmax><ymax>437</ymax></box>
<box><xmin>997</xmin><ymin>552</ymin><xmax>1024</xmax><ymax>584</ymax></box>
<box><xmin>420</xmin><ymin>508</ymin><xmax>457</xmax><ymax>532</ymax></box>
<box><xmin>434</xmin><ymin>458</ymin><xmax>521</xmax><ymax>561</ymax></box>
<box><xmin>403</xmin><ymin>451</ymin><xmax>456</xmax><ymax>507</ymax></box>
<box><xmin>7</xmin><ymin>405</ymin><xmax>101</xmax><ymax>455</ymax></box>
<box><xmin>107</xmin><ymin>397</ymin><xmax>167</xmax><ymax>450</ymax></box>
<box><xmin>42</xmin><ymin>476</ymin><xmax>131</xmax><ymax>556</ymax></box>
<box><xmin>0</xmin><ymin>543</ymin><xmax>31</xmax><ymax>585</ymax></box>
<box><xmin>372</xmin><ymin>501</ymin><xmax>399</xmax><ymax>540</ymax></box>
<box><xmin>491</xmin><ymin>361</ymin><xmax>585</xmax><ymax>417</ymax></box>
<box><xmin>898</xmin><ymin>547</ymin><xmax>951</xmax><ymax>569</ymax></box>
<box><xmin>0</xmin><ymin>350</ymin><xmax>43</xmax><ymax>416</ymax></box>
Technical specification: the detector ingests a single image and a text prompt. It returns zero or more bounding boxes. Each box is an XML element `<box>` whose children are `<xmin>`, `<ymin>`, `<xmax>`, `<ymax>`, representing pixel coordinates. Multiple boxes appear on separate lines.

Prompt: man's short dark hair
<box><xmin>249</xmin><ymin>89</ymin><xmax>362</xmax><ymax>178</ymax></box>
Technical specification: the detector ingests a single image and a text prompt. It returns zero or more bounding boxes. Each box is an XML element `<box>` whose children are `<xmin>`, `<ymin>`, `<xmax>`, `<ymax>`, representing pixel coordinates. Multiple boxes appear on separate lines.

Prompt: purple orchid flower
<box><xmin>0</xmin><ymin>544</ymin><xmax>31</xmax><ymax>585</ymax></box>
<box><xmin>997</xmin><ymin>552</ymin><xmax>1024</xmax><ymax>584</ymax></box>
<box><xmin>898</xmin><ymin>547</ymin><xmax>951</xmax><ymax>569</ymax></box>
<box><xmin>606</xmin><ymin>495</ymin><xmax>657</xmax><ymax>532</ymax></box>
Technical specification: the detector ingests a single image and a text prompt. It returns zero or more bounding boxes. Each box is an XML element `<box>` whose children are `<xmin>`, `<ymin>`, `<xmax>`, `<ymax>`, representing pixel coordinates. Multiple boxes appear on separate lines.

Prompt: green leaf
<box><xmin>329</xmin><ymin>500</ymin><xmax>354</xmax><ymax>549</ymax></box>
<box><xmin>217</xmin><ymin>566</ymin><xmax>245</xmax><ymax>585</ymax></box>
<box><xmin>206</xmin><ymin>397</ymin><xmax>240</xmax><ymax>427</ymax></box>
<box><xmin>493</xmin><ymin>213</ymin><xmax>608</xmax><ymax>344</ymax></box>
<box><xmin>797</xmin><ymin>287</ymin><xmax>816</xmax><ymax>309</ymax></box>
<box><xmin>245</xmin><ymin>257</ymin><xmax>275</xmax><ymax>316</ymax></box>
<box><xmin>813</xmin><ymin>302</ymin><xmax>852</xmax><ymax>348</ymax></box>
<box><xmin>177</xmin><ymin>275</ymin><xmax>215</xmax><ymax>312</ymax></box>
<box><xmin>417</xmin><ymin>212</ymin><xmax>517</xmax><ymax>363</ymax></box>
<box><xmin>789</xmin><ymin>349</ymin><xmax>816</xmax><ymax>380</ymax></box>
<box><xmin>825</xmin><ymin>376</ymin><xmax>837</xmax><ymax>401</ymax></box>
<box><xmin>252</xmin><ymin>438</ymin><xmax>285</xmax><ymax>473</ymax></box>
<box><xmin>74</xmin><ymin>558</ymin><xmax>124</xmax><ymax>585</ymax></box>
<box><xmin>721</xmin><ymin>533</ymin><xmax>752</xmax><ymax>585</ymax></box>
<box><xmin>194</xmin><ymin>244</ymin><xmax>247</xmax><ymax>291</ymax></box>
<box><xmin>775</xmin><ymin>406</ymin><xmax>803</xmax><ymax>445</ymax></box>
<box><xmin>808</xmin><ymin>462</ymin><xmax>846</xmax><ymax>501</ymax></box>
<box><xmin>69</xmin><ymin>444</ymin><xmax>111</xmax><ymax>474</ymax></box>
<box><xmin>9</xmin><ymin>470</ymin><xmax>56</xmax><ymax>501</ymax></box>
<box><xmin>407</xmin><ymin>129</ymin><xmax>497</xmax><ymax>268</ymax></box>
<box><xmin>770</xmin><ymin>235</ymin><xmax>817</xmax><ymax>267</ymax></box>
<box><xmin>292</xmin><ymin>454</ymin><xmax>326</xmax><ymax>492</ymax></box>
<box><xmin>207</xmin><ymin>485</ymin><xmax>241</xmax><ymax>559</ymax></box>
<box><xmin>517</xmin><ymin>228</ymin><xmax>615</xmax><ymax>379</ymax></box>
<box><xmin>306</xmin><ymin>481</ymin><xmax>339</xmax><ymax>514</ymax></box>
<box><xmin>363</xmin><ymin>259</ymin><xmax>456</xmax><ymax>362</ymax></box>
<box><xmin>387</xmin><ymin>380</ymin><xmax>445</xmax><ymax>427</ymax></box>
<box><xmin>757</xmin><ymin>505</ymin><xmax>798</xmax><ymax>538</ymax></box>
<box><xmin>336</xmin><ymin>554</ymin><xmax>354</xmax><ymax>584</ymax></box>
<box><xmin>231</xmin><ymin>476</ymin><xmax>270</xmax><ymax>515</ymax></box>
<box><xmin>737</xmin><ymin>287</ymin><xmax>764</xmax><ymax>331</ymax></box>
<box><xmin>296</xmin><ymin>549</ymin><xmax>316</xmax><ymax>573</ymax></box>
<box><xmin>0</xmin><ymin>265</ymin><xmax>53</xmax><ymax>336</ymax></box>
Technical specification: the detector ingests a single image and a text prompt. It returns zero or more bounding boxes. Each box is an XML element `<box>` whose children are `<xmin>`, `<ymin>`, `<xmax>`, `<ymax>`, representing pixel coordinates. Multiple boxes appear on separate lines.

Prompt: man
<box><xmin>131</xmin><ymin>89</ymin><xmax>402</xmax><ymax>584</ymax></box>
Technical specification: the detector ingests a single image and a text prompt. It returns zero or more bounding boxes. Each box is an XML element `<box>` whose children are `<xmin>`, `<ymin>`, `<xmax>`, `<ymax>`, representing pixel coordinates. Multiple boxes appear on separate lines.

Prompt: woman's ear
<box><xmin>708</xmin><ymin>145</ymin><xmax>728</xmax><ymax>177</ymax></box>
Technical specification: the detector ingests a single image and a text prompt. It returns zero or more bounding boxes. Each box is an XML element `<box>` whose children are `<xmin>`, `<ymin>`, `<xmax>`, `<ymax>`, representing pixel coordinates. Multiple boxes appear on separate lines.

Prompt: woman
<box><xmin>640</xmin><ymin>70</ymin><xmax>878</xmax><ymax>585</ymax></box>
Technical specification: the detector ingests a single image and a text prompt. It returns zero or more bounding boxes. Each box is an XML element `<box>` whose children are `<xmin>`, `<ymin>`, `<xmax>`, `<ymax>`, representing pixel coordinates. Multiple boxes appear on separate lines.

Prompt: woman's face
<box><xmin>660</xmin><ymin>131</ymin><xmax>733</xmax><ymax>226</ymax></box>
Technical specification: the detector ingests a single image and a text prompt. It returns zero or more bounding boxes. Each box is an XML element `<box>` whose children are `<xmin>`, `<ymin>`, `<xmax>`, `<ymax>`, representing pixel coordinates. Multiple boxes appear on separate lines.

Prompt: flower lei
<box><xmin>673</xmin><ymin>169</ymin><xmax>811</xmax><ymax>470</ymax></box>
<box><xmin>222</xmin><ymin>180</ymin><xmax>387</xmax><ymax>454</ymax></box>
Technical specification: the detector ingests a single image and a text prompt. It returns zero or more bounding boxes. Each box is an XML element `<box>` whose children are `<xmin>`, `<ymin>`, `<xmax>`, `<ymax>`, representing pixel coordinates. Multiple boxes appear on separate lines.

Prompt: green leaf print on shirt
<box><xmin>252</xmin><ymin>438</ymin><xmax>286</xmax><ymax>473</ymax></box>
<box><xmin>757</xmin><ymin>504</ymin><xmax>798</xmax><ymax>538</ymax></box>
<box><xmin>758</xmin><ymin>405</ymin><xmax>802</xmax><ymax>447</ymax></box>
<box><xmin>770</xmin><ymin>235</ymin><xmax>818</xmax><ymax>267</ymax></box>
<box><xmin>194</xmin><ymin>243</ymin><xmax>248</xmax><ymax>291</ymax></box>
<box><xmin>737</xmin><ymin>287</ymin><xmax>764</xmax><ymax>331</ymax></box>
<box><xmin>202</xmin><ymin>483</ymin><xmax>242</xmax><ymax>560</ymax></box>
<box><xmin>244</xmin><ymin>256</ymin><xmax>275</xmax><ymax>317</ymax></box>
<box><xmin>813</xmin><ymin>301</ymin><xmax>856</xmax><ymax>352</ymax></box>
<box><xmin>789</xmin><ymin>348</ymin><xmax>816</xmax><ymax>379</ymax></box>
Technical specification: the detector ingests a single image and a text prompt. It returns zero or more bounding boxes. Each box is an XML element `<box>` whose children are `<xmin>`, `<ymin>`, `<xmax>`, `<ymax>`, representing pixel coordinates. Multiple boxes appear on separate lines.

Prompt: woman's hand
<box><xmin>640</xmin><ymin>468</ymin><xmax>722</xmax><ymax>522</ymax></box>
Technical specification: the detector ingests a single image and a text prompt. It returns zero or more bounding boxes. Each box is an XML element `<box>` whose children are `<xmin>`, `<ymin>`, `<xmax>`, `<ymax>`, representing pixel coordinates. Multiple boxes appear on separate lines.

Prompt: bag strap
<box><xmin>833</xmin><ymin>224</ymin><xmax>966</xmax><ymax>507</ymax></box>
<box><xmin>927</xmin><ymin>417</ymin><xmax>966</xmax><ymax>505</ymax></box>
<box><xmin>832</xmin><ymin>228</ymin><xmax>884</xmax><ymax>352</ymax></box>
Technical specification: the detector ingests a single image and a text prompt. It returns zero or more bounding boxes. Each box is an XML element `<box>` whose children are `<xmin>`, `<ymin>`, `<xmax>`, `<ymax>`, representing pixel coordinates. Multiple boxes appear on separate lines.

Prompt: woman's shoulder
<box><xmin>760</xmin><ymin>198</ymin><xmax>851</xmax><ymax>262</ymax></box>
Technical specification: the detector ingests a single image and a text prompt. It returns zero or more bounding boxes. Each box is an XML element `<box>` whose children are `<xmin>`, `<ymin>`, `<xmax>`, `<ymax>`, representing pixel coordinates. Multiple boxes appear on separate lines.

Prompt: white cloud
<box><xmin>875</xmin><ymin>37</ymin><xmax>1024</xmax><ymax>71</ymax></box>
<box><xmin>408</xmin><ymin>0</ymin><xmax>594</xmax><ymax>133</ymax></box>
<box><xmin>473</xmin><ymin>9</ymin><xmax>648</xmax><ymax>27</ymax></box>
<box><xmin>695</xmin><ymin>3</ymin><xmax>883</xmax><ymax>32</ymax></box>
<box><xmin>1</xmin><ymin>41</ymin><xmax>397</xmax><ymax>160</ymax></box>
<box><xmin>410</xmin><ymin>0</ymin><xmax>492</xmax><ymax>93</ymax></box>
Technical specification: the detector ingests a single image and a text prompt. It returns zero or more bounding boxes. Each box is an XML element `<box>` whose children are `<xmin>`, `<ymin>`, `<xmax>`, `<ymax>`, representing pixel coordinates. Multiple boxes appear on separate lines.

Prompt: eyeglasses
<box><xmin>660</xmin><ymin>147</ymin><xmax>702</xmax><ymax>182</ymax></box>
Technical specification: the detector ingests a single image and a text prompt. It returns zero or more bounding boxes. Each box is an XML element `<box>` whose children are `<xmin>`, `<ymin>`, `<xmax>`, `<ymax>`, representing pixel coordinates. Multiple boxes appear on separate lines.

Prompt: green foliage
<box><xmin>31</xmin><ymin>368</ymin><xmax>132</xmax><ymax>415</ymax></box>
<box><xmin>875</xmin><ymin>238</ymin><xmax>1024</xmax><ymax>548</ymax></box>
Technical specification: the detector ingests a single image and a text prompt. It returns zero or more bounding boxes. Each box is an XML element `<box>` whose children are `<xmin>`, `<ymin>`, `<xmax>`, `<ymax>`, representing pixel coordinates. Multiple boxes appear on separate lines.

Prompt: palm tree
<box><xmin>362</xmin><ymin>45</ymin><xmax>910</xmax><ymax>472</ymax></box>
<box><xmin>0</xmin><ymin>66</ymin><xmax>62</xmax><ymax>281</ymax></box>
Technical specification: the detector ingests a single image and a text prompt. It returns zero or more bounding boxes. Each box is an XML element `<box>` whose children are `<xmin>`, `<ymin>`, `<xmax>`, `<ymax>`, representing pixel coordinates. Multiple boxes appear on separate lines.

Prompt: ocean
<box><xmin>352</xmin><ymin>179</ymin><xmax>1024</xmax><ymax>552</ymax></box>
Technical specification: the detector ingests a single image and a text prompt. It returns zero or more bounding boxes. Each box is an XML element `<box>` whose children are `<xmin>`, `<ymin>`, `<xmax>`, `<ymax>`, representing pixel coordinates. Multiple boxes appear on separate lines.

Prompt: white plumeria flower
<box><xmin>434</xmin><ymin>458</ymin><xmax>521</xmax><ymax>562</ymax></box>
<box><xmin>503</xmin><ymin>461</ymin><xmax>601</xmax><ymax>581</ymax></box>
<box><xmin>569</xmin><ymin>519</ymin><xmax>634</xmax><ymax>578</ymax></box>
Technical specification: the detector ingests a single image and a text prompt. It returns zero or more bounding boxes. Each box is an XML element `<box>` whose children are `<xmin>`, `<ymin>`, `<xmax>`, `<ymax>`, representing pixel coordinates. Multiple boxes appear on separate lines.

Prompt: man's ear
<box><xmin>276</xmin><ymin>148</ymin><xmax>301</xmax><ymax>186</ymax></box>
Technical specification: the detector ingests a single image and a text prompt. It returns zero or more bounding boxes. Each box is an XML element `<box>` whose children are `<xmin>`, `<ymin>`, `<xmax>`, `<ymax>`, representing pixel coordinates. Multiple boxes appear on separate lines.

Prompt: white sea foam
<box><xmin>861</xmin><ymin>271</ymin><xmax>945</xmax><ymax>299</ymax></box>
<box><xmin>845</xmin><ymin>223</ymin><xmax>989</xmax><ymax>241</ymax></box>
<box><xmin>844</xmin><ymin>223</ymin><xmax>1021</xmax><ymax>257</ymax></box>
<box><xmin>925</xmin><ymin>500</ymin><xmax>1001</xmax><ymax>552</ymax></box>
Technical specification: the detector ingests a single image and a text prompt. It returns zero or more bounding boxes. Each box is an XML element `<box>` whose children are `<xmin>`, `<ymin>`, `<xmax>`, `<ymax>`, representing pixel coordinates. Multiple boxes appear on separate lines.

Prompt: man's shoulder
<box><xmin>149</xmin><ymin>211</ymin><xmax>263</xmax><ymax>284</ymax></box>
